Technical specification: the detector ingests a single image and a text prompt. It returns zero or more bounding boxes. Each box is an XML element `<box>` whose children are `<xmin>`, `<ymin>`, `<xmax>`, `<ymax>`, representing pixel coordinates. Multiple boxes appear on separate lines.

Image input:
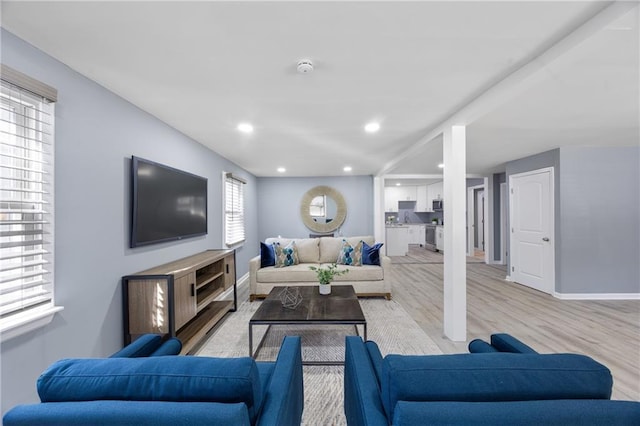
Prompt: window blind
<box><xmin>0</xmin><ymin>69</ymin><xmax>55</xmax><ymax>324</ymax></box>
<box><xmin>224</xmin><ymin>173</ymin><xmax>245</xmax><ymax>246</ymax></box>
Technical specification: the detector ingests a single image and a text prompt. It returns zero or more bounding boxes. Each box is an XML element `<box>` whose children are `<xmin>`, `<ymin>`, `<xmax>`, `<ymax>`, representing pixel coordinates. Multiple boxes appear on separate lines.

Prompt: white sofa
<box><xmin>249</xmin><ymin>236</ymin><xmax>391</xmax><ymax>301</ymax></box>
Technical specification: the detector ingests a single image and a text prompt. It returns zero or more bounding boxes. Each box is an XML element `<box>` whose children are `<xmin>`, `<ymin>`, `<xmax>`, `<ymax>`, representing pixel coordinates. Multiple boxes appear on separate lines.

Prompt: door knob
<box><xmin>542</xmin><ymin>237</ymin><xmax>550</xmax><ymax>242</ymax></box>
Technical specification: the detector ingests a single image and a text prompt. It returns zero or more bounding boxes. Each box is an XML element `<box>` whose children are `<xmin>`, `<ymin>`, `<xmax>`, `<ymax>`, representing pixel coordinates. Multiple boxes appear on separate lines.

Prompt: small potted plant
<box><xmin>309</xmin><ymin>263</ymin><xmax>348</xmax><ymax>295</ymax></box>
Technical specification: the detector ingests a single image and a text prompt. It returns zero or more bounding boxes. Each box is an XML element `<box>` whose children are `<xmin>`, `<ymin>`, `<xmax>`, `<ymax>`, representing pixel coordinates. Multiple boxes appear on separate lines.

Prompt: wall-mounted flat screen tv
<box><xmin>131</xmin><ymin>156</ymin><xmax>207</xmax><ymax>248</ymax></box>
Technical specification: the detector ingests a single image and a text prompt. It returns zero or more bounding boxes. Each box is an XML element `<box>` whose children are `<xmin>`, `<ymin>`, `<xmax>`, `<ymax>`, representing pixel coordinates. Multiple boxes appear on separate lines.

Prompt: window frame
<box><xmin>0</xmin><ymin>65</ymin><xmax>62</xmax><ymax>342</ymax></box>
<box><xmin>222</xmin><ymin>172</ymin><xmax>246</xmax><ymax>247</ymax></box>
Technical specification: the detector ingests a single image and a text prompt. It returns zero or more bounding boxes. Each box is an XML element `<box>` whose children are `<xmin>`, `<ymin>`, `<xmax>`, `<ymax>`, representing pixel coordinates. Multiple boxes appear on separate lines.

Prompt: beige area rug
<box><xmin>196</xmin><ymin>297</ymin><xmax>442</xmax><ymax>425</ymax></box>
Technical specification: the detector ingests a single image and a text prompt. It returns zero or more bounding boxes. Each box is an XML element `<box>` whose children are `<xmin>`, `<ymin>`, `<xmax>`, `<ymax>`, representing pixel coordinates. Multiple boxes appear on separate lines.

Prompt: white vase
<box><xmin>319</xmin><ymin>283</ymin><xmax>331</xmax><ymax>295</ymax></box>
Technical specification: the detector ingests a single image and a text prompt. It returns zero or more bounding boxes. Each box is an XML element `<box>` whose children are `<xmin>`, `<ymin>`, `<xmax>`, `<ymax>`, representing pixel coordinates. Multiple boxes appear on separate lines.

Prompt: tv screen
<box><xmin>131</xmin><ymin>156</ymin><xmax>207</xmax><ymax>248</ymax></box>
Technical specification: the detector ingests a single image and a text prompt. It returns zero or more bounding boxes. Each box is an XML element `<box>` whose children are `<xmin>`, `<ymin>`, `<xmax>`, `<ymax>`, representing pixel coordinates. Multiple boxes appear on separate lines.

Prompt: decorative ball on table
<box><xmin>279</xmin><ymin>286</ymin><xmax>303</xmax><ymax>309</ymax></box>
<box><xmin>309</xmin><ymin>263</ymin><xmax>348</xmax><ymax>295</ymax></box>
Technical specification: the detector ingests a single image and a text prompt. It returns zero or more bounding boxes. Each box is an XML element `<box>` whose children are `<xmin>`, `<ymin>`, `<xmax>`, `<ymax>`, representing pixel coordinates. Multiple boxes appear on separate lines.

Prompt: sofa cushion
<box><xmin>37</xmin><ymin>356</ymin><xmax>264</xmax><ymax>424</ymax></box>
<box><xmin>257</xmin><ymin>262</ymin><xmax>383</xmax><ymax>283</ymax></box>
<box><xmin>337</xmin><ymin>239</ymin><xmax>363</xmax><ymax>266</ymax></box>
<box><xmin>392</xmin><ymin>400</ymin><xmax>640</xmax><ymax>426</ymax></box>
<box><xmin>380</xmin><ymin>353</ymin><xmax>613</xmax><ymax>421</ymax></box>
<box><xmin>274</xmin><ymin>241</ymin><xmax>299</xmax><ymax>268</ymax></box>
<box><xmin>362</xmin><ymin>242</ymin><xmax>384</xmax><ymax>266</ymax></box>
<box><xmin>3</xmin><ymin>401</ymin><xmax>252</xmax><ymax>426</ymax></box>
<box><xmin>319</xmin><ymin>236</ymin><xmax>374</xmax><ymax>263</ymax></box>
<box><xmin>256</xmin><ymin>263</ymin><xmax>319</xmax><ymax>283</ymax></box>
<box><xmin>265</xmin><ymin>238</ymin><xmax>319</xmax><ymax>263</ymax></box>
<box><xmin>260</xmin><ymin>242</ymin><xmax>276</xmax><ymax>268</ymax></box>
<box><xmin>324</xmin><ymin>263</ymin><xmax>384</xmax><ymax>281</ymax></box>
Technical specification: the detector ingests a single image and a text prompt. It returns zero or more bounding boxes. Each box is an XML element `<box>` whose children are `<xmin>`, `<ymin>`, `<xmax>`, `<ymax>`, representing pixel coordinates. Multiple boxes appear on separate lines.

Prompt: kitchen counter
<box><xmin>385</xmin><ymin>226</ymin><xmax>409</xmax><ymax>256</ymax></box>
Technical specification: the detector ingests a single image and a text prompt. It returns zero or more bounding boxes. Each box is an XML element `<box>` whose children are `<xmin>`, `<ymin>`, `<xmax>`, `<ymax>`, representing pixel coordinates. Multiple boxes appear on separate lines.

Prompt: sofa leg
<box><xmin>385</xmin><ymin>293</ymin><xmax>392</xmax><ymax>300</ymax></box>
<box><xmin>250</xmin><ymin>294</ymin><xmax>256</xmax><ymax>302</ymax></box>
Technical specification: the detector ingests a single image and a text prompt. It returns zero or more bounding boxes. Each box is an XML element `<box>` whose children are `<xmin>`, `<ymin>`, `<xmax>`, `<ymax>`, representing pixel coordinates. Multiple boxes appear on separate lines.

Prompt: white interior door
<box><xmin>509</xmin><ymin>168</ymin><xmax>554</xmax><ymax>294</ymax></box>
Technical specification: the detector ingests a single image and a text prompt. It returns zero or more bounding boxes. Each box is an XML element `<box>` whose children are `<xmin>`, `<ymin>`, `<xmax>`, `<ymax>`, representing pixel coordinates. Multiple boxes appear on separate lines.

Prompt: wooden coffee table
<box><xmin>249</xmin><ymin>285</ymin><xmax>367</xmax><ymax>365</ymax></box>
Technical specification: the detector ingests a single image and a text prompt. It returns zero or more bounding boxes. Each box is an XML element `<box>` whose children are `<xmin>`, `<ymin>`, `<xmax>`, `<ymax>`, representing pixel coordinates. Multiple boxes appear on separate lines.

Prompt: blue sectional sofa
<box><xmin>344</xmin><ymin>334</ymin><xmax>640</xmax><ymax>425</ymax></box>
<box><xmin>3</xmin><ymin>336</ymin><xmax>304</xmax><ymax>426</ymax></box>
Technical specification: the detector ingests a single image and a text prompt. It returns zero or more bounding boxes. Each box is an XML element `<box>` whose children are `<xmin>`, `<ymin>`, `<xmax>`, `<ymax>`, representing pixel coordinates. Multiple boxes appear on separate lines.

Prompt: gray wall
<box><xmin>505</xmin><ymin>149</ymin><xmax>561</xmax><ymax>282</ymax></box>
<box><xmin>505</xmin><ymin>147</ymin><xmax>639</xmax><ymax>295</ymax></box>
<box><xmin>256</xmin><ymin>176</ymin><xmax>374</xmax><ymax>242</ymax></box>
<box><xmin>558</xmin><ymin>146</ymin><xmax>639</xmax><ymax>294</ymax></box>
<box><xmin>1</xmin><ymin>30</ymin><xmax>258</xmax><ymax>413</ymax></box>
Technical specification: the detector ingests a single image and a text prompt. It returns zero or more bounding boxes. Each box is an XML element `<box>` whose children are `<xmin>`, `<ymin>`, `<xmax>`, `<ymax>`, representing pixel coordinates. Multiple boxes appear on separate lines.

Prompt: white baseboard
<box><xmin>554</xmin><ymin>292</ymin><xmax>640</xmax><ymax>300</ymax></box>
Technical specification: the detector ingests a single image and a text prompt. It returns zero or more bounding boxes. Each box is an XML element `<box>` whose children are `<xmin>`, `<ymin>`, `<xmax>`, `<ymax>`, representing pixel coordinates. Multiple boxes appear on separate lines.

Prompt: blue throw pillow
<box><xmin>260</xmin><ymin>242</ymin><xmax>276</xmax><ymax>268</ymax></box>
<box><xmin>362</xmin><ymin>242</ymin><xmax>383</xmax><ymax>265</ymax></box>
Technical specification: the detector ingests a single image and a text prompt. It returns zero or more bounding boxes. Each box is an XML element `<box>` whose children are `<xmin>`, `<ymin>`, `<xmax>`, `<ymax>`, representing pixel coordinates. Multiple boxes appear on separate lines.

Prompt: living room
<box><xmin>1</xmin><ymin>1</ymin><xmax>639</xmax><ymax>422</ymax></box>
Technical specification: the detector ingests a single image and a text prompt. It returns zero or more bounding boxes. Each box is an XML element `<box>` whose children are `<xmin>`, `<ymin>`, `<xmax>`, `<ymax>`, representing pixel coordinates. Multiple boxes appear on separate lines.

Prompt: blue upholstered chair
<box><xmin>4</xmin><ymin>336</ymin><xmax>304</xmax><ymax>426</ymax></box>
<box><xmin>344</xmin><ymin>334</ymin><xmax>640</xmax><ymax>425</ymax></box>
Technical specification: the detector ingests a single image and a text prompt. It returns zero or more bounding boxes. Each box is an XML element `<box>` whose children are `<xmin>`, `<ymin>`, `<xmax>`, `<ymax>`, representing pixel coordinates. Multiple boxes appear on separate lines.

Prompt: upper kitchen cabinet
<box><xmin>415</xmin><ymin>185</ymin><xmax>428</xmax><ymax>212</ymax></box>
<box><xmin>426</xmin><ymin>181</ymin><xmax>444</xmax><ymax>211</ymax></box>
<box><xmin>385</xmin><ymin>186</ymin><xmax>418</xmax><ymax>212</ymax></box>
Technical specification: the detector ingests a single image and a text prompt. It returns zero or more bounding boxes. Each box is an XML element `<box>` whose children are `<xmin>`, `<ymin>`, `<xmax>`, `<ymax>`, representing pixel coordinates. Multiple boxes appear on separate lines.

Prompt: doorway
<box><xmin>509</xmin><ymin>167</ymin><xmax>555</xmax><ymax>294</ymax></box>
<box><xmin>467</xmin><ymin>184</ymin><xmax>486</xmax><ymax>260</ymax></box>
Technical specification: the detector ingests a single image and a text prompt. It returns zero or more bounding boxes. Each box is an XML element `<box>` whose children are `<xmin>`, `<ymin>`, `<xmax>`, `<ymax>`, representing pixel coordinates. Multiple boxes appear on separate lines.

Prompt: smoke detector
<box><xmin>297</xmin><ymin>59</ymin><xmax>314</xmax><ymax>74</ymax></box>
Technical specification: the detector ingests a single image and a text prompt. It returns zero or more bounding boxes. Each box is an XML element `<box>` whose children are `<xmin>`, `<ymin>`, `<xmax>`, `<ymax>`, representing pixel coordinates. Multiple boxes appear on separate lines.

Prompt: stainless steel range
<box><xmin>425</xmin><ymin>224</ymin><xmax>437</xmax><ymax>251</ymax></box>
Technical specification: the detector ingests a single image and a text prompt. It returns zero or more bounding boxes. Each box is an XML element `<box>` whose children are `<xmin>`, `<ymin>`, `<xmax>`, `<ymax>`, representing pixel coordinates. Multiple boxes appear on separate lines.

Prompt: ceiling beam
<box><xmin>376</xmin><ymin>0</ymin><xmax>637</xmax><ymax>177</ymax></box>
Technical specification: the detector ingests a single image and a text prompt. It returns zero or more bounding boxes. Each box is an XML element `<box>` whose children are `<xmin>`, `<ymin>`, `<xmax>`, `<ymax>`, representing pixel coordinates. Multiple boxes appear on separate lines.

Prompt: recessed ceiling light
<box><xmin>396</xmin><ymin>183</ymin><xmax>401</xmax><ymax>186</ymax></box>
<box><xmin>364</xmin><ymin>122</ymin><xmax>380</xmax><ymax>133</ymax></box>
<box><xmin>343</xmin><ymin>166</ymin><xmax>352</xmax><ymax>172</ymax></box>
<box><xmin>438</xmin><ymin>163</ymin><xmax>444</xmax><ymax>169</ymax></box>
<box><xmin>277</xmin><ymin>167</ymin><xmax>286</xmax><ymax>173</ymax></box>
<box><xmin>237</xmin><ymin>122</ymin><xmax>254</xmax><ymax>134</ymax></box>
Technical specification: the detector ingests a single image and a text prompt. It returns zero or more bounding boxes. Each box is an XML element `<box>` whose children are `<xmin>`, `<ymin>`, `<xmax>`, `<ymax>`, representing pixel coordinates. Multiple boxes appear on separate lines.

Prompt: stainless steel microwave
<box><xmin>432</xmin><ymin>199</ymin><xmax>443</xmax><ymax>211</ymax></box>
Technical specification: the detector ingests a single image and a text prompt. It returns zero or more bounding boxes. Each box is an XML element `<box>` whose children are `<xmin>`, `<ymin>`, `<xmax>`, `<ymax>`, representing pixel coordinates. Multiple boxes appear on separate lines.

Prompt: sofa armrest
<box><xmin>110</xmin><ymin>334</ymin><xmax>163</xmax><ymax>357</ymax></box>
<box><xmin>249</xmin><ymin>255</ymin><xmax>262</xmax><ymax>296</ymax></box>
<box><xmin>468</xmin><ymin>339</ymin><xmax>499</xmax><ymax>353</ymax></box>
<box><xmin>490</xmin><ymin>333</ymin><xmax>538</xmax><ymax>354</ymax></box>
<box><xmin>380</xmin><ymin>255</ymin><xmax>392</xmax><ymax>295</ymax></box>
<box><xmin>344</xmin><ymin>336</ymin><xmax>388</xmax><ymax>426</ymax></box>
<box><xmin>257</xmin><ymin>336</ymin><xmax>304</xmax><ymax>426</ymax></box>
<box><xmin>149</xmin><ymin>337</ymin><xmax>182</xmax><ymax>356</ymax></box>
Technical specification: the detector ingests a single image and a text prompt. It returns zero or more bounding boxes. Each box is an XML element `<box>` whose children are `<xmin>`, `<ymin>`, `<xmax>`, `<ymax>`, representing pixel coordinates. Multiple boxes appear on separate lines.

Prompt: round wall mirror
<box><xmin>300</xmin><ymin>186</ymin><xmax>347</xmax><ymax>234</ymax></box>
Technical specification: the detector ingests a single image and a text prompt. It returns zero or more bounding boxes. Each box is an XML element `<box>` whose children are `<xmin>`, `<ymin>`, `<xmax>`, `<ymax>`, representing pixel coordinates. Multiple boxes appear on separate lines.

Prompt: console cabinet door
<box><xmin>174</xmin><ymin>272</ymin><xmax>197</xmax><ymax>330</ymax></box>
<box><xmin>224</xmin><ymin>254</ymin><xmax>236</xmax><ymax>289</ymax></box>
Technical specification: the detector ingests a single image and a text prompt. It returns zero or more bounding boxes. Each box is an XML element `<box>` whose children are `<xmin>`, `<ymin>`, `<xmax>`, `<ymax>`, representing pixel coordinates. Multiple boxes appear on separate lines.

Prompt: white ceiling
<box><xmin>2</xmin><ymin>1</ymin><xmax>638</xmax><ymax>177</ymax></box>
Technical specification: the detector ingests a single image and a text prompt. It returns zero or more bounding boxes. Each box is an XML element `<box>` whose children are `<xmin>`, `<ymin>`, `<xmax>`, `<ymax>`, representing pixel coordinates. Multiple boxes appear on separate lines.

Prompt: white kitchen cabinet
<box><xmin>426</xmin><ymin>181</ymin><xmax>444</xmax><ymax>211</ymax></box>
<box><xmin>407</xmin><ymin>224</ymin><xmax>427</xmax><ymax>245</ymax></box>
<box><xmin>415</xmin><ymin>185</ymin><xmax>428</xmax><ymax>211</ymax></box>
<box><xmin>386</xmin><ymin>226</ymin><xmax>409</xmax><ymax>256</ymax></box>
<box><xmin>384</xmin><ymin>187</ymin><xmax>399</xmax><ymax>212</ymax></box>
<box><xmin>396</xmin><ymin>186</ymin><xmax>417</xmax><ymax>201</ymax></box>
<box><xmin>385</xmin><ymin>186</ymin><xmax>418</xmax><ymax>212</ymax></box>
<box><xmin>406</xmin><ymin>224</ymin><xmax>426</xmax><ymax>245</ymax></box>
<box><xmin>436</xmin><ymin>226</ymin><xmax>444</xmax><ymax>252</ymax></box>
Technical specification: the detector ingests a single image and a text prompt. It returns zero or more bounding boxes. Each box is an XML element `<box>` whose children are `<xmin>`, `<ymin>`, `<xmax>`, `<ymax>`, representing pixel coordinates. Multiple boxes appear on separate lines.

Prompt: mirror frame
<box><xmin>300</xmin><ymin>185</ymin><xmax>347</xmax><ymax>233</ymax></box>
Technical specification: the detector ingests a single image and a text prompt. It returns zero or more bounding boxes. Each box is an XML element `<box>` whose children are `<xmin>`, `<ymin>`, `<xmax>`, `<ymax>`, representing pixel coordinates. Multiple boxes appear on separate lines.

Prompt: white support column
<box><xmin>443</xmin><ymin>125</ymin><xmax>467</xmax><ymax>341</ymax></box>
<box><xmin>373</xmin><ymin>176</ymin><xmax>385</xmax><ymax>244</ymax></box>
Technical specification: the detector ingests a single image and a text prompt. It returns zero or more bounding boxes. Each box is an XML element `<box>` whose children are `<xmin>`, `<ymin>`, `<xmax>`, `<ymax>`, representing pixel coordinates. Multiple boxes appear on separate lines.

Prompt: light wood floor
<box><xmin>390</xmin><ymin>246</ymin><xmax>640</xmax><ymax>401</ymax></box>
